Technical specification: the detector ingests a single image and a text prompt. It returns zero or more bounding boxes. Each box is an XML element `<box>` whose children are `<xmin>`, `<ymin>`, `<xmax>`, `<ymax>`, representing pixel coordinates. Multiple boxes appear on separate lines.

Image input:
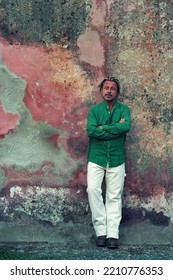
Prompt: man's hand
<box><xmin>119</xmin><ymin>118</ymin><xmax>125</xmax><ymax>123</ymax></box>
<box><xmin>98</xmin><ymin>119</ymin><xmax>124</xmax><ymax>129</ymax></box>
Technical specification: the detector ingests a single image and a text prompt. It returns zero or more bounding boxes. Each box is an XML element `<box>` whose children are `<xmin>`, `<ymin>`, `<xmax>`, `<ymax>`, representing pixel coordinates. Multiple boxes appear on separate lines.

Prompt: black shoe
<box><xmin>96</xmin><ymin>235</ymin><xmax>106</xmax><ymax>247</ymax></box>
<box><xmin>106</xmin><ymin>238</ymin><xmax>118</xmax><ymax>249</ymax></box>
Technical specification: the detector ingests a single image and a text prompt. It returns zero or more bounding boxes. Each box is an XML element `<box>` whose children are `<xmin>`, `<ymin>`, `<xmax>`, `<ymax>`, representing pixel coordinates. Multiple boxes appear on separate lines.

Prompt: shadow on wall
<box><xmin>121</xmin><ymin>208</ymin><xmax>170</xmax><ymax>226</ymax></box>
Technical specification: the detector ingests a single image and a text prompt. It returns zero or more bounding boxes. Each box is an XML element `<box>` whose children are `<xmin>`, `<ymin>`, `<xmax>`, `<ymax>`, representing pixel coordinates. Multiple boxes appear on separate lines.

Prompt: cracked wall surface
<box><xmin>0</xmin><ymin>0</ymin><xmax>173</xmax><ymax>240</ymax></box>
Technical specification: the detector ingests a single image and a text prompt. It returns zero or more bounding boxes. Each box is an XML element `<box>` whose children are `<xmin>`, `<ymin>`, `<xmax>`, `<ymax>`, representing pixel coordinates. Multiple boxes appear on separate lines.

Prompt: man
<box><xmin>86</xmin><ymin>77</ymin><xmax>131</xmax><ymax>249</ymax></box>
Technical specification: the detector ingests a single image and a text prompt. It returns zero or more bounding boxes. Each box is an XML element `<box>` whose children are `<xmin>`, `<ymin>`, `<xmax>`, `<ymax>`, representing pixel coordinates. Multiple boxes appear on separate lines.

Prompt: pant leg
<box><xmin>87</xmin><ymin>162</ymin><xmax>106</xmax><ymax>237</ymax></box>
<box><xmin>105</xmin><ymin>163</ymin><xmax>125</xmax><ymax>238</ymax></box>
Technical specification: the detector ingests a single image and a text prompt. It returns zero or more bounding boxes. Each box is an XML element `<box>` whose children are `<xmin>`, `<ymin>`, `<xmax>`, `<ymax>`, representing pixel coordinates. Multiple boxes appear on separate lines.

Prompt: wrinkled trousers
<box><xmin>87</xmin><ymin>162</ymin><xmax>125</xmax><ymax>238</ymax></box>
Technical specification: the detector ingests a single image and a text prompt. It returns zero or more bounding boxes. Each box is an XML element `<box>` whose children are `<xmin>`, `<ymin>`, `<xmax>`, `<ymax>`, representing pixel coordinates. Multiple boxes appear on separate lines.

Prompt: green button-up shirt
<box><xmin>86</xmin><ymin>101</ymin><xmax>131</xmax><ymax>168</ymax></box>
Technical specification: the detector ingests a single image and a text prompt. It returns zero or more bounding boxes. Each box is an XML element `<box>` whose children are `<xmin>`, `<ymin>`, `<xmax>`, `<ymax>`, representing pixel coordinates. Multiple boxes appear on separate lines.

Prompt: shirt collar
<box><xmin>101</xmin><ymin>101</ymin><xmax>119</xmax><ymax>109</ymax></box>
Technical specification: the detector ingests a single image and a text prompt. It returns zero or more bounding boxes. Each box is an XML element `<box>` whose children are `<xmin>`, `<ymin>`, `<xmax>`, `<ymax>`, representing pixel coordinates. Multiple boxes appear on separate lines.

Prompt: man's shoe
<box><xmin>96</xmin><ymin>235</ymin><xmax>106</xmax><ymax>247</ymax></box>
<box><xmin>106</xmin><ymin>238</ymin><xmax>118</xmax><ymax>249</ymax></box>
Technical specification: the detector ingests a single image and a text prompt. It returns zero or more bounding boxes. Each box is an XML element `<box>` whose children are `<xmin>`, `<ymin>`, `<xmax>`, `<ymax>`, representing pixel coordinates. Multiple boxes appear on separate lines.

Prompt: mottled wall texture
<box><xmin>0</xmin><ymin>0</ymin><xmax>173</xmax><ymax>239</ymax></box>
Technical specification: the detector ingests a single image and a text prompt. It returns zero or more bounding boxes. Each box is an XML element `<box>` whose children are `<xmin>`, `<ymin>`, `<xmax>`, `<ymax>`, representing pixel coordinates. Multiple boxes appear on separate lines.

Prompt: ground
<box><xmin>1</xmin><ymin>240</ymin><xmax>173</xmax><ymax>260</ymax></box>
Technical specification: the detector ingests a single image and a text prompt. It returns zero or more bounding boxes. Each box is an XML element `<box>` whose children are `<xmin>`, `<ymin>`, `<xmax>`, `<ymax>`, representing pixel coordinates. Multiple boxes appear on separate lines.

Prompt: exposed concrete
<box><xmin>1</xmin><ymin>219</ymin><xmax>173</xmax><ymax>246</ymax></box>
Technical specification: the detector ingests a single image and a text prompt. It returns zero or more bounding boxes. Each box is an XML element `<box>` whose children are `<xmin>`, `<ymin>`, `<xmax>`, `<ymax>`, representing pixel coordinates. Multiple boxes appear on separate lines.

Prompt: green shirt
<box><xmin>86</xmin><ymin>101</ymin><xmax>131</xmax><ymax>168</ymax></box>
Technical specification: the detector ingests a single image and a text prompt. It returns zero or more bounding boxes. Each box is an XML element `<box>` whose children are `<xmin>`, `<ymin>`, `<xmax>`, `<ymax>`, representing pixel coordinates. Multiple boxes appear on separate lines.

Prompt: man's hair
<box><xmin>98</xmin><ymin>77</ymin><xmax>120</xmax><ymax>94</ymax></box>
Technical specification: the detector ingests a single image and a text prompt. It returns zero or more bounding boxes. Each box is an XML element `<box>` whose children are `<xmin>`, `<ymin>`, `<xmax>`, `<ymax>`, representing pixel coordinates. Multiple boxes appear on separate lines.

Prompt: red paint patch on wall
<box><xmin>0</xmin><ymin>39</ymin><xmax>84</xmax><ymax>127</ymax></box>
<box><xmin>0</xmin><ymin>103</ymin><xmax>19</xmax><ymax>138</ymax></box>
<box><xmin>47</xmin><ymin>134</ymin><xmax>60</xmax><ymax>148</ymax></box>
<box><xmin>0</xmin><ymin>39</ymin><xmax>52</xmax><ymax>87</ymax></box>
<box><xmin>0</xmin><ymin>38</ymin><xmax>89</xmax><ymax>159</ymax></box>
<box><xmin>2</xmin><ymin>166</ymin><xmax>42</xmax><ymax>180</ymax></box>
<box><xmin>1</xmin><ymin>161</ymin><xmax>60</xmax><ymax>190</ymax></box>
<box><xmin>126</xmin><ymin>157</ymin><xmax>172</xmax><ymax>197</ymax></box>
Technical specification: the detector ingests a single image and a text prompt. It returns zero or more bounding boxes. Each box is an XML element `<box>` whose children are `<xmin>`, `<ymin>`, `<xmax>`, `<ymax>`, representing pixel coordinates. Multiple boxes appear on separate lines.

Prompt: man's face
<box><xmin>100</xmin><ymin>80</ymin><xmax>118</xmax><ymax>104</ymax></box>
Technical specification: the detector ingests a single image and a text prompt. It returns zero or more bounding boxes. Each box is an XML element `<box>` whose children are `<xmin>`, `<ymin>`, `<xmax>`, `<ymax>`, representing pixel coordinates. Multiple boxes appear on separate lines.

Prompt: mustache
<box><xmin>105</xmin><ymin>94</ymin><xmax>112</xmax><ymax>97</ymax></box>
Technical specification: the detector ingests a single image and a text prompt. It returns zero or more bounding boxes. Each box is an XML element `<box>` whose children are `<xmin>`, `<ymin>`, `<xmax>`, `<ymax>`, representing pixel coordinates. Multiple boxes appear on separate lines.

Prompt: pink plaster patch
<box><xmin>90</xmin><ymin>0</ymin><xmax>107</xmax><ymax>29</ymax></box>
<box><xmin>124</xmin><ymin>4</ymin><xmax>136</xmax><ymax>12</ymax></box>
<box><xmin>0</xmin><ymin>103</ymin><xmax>19</xmax><ymax>138</ymax></box>
<box><xmin>77</xmin><ymin>30</ymin><xmax>105</xmax><ymax>67</ymax></box>
<box><xmin>0</xmin><ymin>39</ymin><xmax>51</xmax><ymax>84</ymax></box>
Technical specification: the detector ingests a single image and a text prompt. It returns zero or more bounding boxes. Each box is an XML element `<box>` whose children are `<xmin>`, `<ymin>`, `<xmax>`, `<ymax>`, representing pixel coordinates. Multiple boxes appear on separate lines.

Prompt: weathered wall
<box><xmin>0</xmin><ymin>0</ymin><xmax>173</xmax><ymax>242</ymax></box>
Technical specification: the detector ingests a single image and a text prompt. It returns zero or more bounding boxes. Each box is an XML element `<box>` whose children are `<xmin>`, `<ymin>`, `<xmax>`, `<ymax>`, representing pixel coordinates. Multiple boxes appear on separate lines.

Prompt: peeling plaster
<box><xmin>124</xmin><ymin>190</ymin><xmax>173</xmax><ymax>224</ymax></box>
<box><xmin>0</xmin><ymin>185</ymin><xmax>87</xmax><ymax>225</ymax></box>
<box><xmin>10</xmin><ymin>186</ymin><xmax>23</xmax><ymax>198</ymax></box>
<box><xmin>0</xmin><ymin>0</ymin><xmax>173</xmax><ymax>232</ymax></box>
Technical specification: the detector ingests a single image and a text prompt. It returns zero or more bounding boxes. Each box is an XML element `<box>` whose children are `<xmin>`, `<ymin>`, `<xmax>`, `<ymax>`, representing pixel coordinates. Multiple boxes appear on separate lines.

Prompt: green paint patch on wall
<box><xmin>0</xmin><ymin>0</ymin><xmax>91</xmax><ymax>44</ymax></box>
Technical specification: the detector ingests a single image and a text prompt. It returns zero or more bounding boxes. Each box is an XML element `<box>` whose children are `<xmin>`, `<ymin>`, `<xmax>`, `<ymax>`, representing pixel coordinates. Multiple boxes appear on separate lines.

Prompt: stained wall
<box><xmin>0</xmin><ymin>0</ymin><xmax>173</xmax><ymax>242</ymax></box>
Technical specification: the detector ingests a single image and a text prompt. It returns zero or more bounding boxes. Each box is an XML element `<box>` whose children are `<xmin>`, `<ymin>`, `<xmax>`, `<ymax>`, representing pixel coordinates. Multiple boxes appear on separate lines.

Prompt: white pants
<box><xmin>87</xmin><ymin>162</ymin><xmax>125</xmax><ymax>239</ymax></box>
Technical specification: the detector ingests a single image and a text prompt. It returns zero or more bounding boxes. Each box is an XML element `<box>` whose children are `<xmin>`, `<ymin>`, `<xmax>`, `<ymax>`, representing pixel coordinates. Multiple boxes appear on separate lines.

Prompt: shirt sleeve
<box><xmin>102</xmin><ymin>105</ymin><xmax>131</xmax><ymax>135</ymax></box>
<box><xmin>86</xmin><ymin>107</ymin><xmax>118</xmax><ymax>140</ymax></box>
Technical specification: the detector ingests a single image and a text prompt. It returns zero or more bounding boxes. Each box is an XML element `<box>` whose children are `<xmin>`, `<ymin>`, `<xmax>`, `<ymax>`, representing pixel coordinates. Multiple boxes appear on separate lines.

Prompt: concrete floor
<box><xmin>0</xmin><ymin>220</ymin><xmax>173</xmax><ymax>260</ymax></box>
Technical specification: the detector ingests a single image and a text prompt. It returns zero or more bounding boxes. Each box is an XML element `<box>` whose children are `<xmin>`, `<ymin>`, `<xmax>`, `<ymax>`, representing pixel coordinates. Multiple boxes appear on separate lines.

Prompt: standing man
<box><xmin>86</xmin><ymin>77</ymin><xmax>131</xmax><ymax>249</ymax></box>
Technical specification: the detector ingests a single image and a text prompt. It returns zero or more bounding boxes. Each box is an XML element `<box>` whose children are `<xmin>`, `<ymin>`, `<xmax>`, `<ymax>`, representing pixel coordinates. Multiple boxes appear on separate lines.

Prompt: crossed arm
<box><xmin>98</xmin><ymin>118</ymin><xmax>125</xmax><ymax>129</ymax></box>
<box><xmin>86</xmin><ymin>106</ymin><xmax>131</xmax><ymax>140</ymax></box>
